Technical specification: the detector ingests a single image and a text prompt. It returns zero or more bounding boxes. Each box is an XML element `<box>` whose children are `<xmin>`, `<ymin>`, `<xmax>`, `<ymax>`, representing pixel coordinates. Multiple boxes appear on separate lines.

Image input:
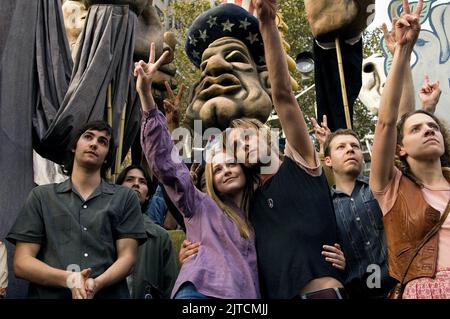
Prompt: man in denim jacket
<box><xmin>321</xmin><ymin>128</ymin><xmax>395</xmax><ymax>298</ymax></box>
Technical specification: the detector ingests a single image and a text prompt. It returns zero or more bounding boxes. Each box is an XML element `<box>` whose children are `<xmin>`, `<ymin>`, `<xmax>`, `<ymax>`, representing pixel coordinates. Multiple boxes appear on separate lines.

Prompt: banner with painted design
<box><xmin>381</xmin><ymin>0</ymin><xmax>449</xmax><ymax>123</ymax></box>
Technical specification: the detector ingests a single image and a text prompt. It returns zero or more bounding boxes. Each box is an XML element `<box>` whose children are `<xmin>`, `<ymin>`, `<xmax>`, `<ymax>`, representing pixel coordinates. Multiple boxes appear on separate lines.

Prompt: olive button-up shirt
<box><xmin>7</xmin><ymin>179</ymin><xmax>147</xmax><ymax>299</ymax></box>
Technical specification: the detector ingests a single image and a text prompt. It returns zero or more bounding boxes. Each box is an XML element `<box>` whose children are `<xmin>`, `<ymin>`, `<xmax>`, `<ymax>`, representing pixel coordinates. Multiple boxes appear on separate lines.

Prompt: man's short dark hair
<box><xmin>323</xmin><ymin>129</ymin><xmax>361</xmax><ymax>157</ymax></box>
<box><xmin>116</xmin><ymin>165</ymin><xmax>151</xmax><ymax>188</ymax></box>
<box><xmin>62</xmin><ymin>121</ymin><xmax>114</xmax><ymax>178</ymax></box>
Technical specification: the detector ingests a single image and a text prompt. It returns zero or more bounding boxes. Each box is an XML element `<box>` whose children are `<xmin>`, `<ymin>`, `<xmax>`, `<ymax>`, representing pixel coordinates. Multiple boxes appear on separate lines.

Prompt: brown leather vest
<box><xmin>383</xmin><ymin>173</ymin><xmax>449</xmax><ymax>283</ymax></box>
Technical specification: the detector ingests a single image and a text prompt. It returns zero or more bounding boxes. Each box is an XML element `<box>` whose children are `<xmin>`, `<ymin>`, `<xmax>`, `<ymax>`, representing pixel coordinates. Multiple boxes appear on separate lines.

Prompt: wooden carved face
<box><xmin>185</xmin><ymin>37</ymin><xmax>272</xmax><ymax>131</ymax></box>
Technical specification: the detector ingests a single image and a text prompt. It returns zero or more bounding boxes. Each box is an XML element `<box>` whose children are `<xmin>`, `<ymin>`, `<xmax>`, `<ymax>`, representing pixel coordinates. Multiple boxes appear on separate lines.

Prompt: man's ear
<box><xmin>257</xmin><ymin>65</ymin><xmax>272</xmax><ymax>97</ymax></box>
<box><xmin>324</xmin><ymin>155</ymin><xmax>333</xmax><ymax>168</ymax></box>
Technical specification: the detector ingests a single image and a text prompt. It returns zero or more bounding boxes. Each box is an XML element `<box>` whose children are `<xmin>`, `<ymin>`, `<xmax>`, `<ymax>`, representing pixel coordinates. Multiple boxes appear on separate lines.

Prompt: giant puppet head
<box><xmin>359</xmin><ymin>53</ymin><xmax>386</xmax><ymax>115</ymax></box>
<box><xmin>304</xmin><ymin>0</ymin><xmax>376</xmax><ymax>42</ymax></box>
<box><xmin>183</xmin><ymin>3</ymin><xmax>272</xmax><ymax>132</ymax></box>
<box><xmin>62</xmin><ymin>0</ymin><xmax>88</xmax><ymax>52</ymax></box>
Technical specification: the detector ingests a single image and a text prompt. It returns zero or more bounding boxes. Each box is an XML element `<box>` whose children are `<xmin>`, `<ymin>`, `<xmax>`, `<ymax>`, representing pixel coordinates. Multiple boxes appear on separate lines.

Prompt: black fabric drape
<box><xmin>35</xmin><ymin>5</ymin><xmax>138</xmax><ymax>165</ymax></box>
<box><xmin>0</xmin><ymin>0</ymin><xmax>40</xmax><ymax>299</ymax></box>
<box><xmin>33</xmin><ymin>0</ymin><xmax>73</xmax><ymax>143</ymax></box>
<box><xmin>313</xmin><ymin>39</ymin><xmax>363</xmax><ymax>132</ymax></box>
<box><xmin>0</xmin><ymin>0</ymin><xmax>39</xmax><ymax>240</ymax></box>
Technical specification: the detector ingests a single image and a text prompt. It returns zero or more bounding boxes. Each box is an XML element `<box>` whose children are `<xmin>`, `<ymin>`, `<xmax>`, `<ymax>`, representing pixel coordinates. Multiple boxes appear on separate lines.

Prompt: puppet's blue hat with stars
<box><xmin>185</xmin><ymin>3</ymin><xmax>265</xmax><ymax>68</ymax></box>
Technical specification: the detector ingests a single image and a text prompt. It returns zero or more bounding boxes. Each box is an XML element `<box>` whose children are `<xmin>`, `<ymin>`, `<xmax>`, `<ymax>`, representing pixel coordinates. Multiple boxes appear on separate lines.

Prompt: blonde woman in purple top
<box><xmin>134</xmin><ymin>43</ymin><xmax>260</xmax><ymax>299</ymax></box>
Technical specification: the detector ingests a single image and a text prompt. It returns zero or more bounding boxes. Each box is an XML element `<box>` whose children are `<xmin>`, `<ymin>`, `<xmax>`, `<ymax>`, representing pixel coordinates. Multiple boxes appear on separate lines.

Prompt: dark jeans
<box><xmin>174</xmin><ymin>282</ymin><xmax>211</xmax><ymax>299</ymax></box>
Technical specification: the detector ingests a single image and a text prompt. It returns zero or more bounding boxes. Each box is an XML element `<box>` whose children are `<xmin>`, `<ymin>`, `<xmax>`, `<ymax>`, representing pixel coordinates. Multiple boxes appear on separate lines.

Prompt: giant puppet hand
<box><xmin>304</xmin><ymin>0</ymin><xmax>375</xmax><ymax>42</ymax></box>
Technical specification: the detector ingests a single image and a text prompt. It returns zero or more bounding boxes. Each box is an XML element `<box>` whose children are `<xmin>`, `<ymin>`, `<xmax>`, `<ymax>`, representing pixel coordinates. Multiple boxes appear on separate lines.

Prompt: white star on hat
<box><xmin>246</xmin><ymin>32</ymin><xmax>259</xmax><ymax>44</ymax></box>
<box><xmin>239</xmin><ymin>18</ymin><xmax>251</xmax><ymax>30</ymax></box>
<box><xmin>207</xmin><ymin>16</ymin><xmax>217</xmax><ymax>28</ymax></box>
<box><xmin>192</xmin><ymin>50</ymin><xmax>200</xmax><ymax>60</ymax></box>
<box><xmin>198</xmin><ymin>29</ymin><xmax>208</xmax><ymax>42</ymax></box>
<box><xmin>222</xmin><ymin>19</ymin><xmax>235</xmax><ymax>32</ymax></box>
<box><xmin>188</xmin><ymin>35</ymin><xmax>198</xmax><ymax>46</ymax></box>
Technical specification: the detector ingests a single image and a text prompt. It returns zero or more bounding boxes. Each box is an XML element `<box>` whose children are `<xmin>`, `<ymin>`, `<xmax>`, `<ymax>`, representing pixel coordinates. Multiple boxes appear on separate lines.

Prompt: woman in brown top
<box><xmin>370</xmin><ymin>0</ymin><xmax>450</xmax><ymax>299</ymax></box>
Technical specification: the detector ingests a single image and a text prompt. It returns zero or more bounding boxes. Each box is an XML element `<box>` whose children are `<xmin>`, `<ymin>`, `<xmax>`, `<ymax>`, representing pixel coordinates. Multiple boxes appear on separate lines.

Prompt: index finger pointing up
<box><xmin>322</xmin><ymin>115</ymin><xmax>328</xmax><ymax>128</ymax></box>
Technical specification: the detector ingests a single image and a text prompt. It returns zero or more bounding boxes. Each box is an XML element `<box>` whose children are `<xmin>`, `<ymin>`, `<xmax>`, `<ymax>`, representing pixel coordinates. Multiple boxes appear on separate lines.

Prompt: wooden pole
<box><xmin>114</xmin><ymin>103</ymin><xmax>127</xmax><ymax>181</ymax></box>
<box><xmin>335</xmin><ymin>38</ymin><xmax>352</xmax><ymax>130</ymax></box>
<box><xmin>106</xmin><ymin>84</ymin><xmax>113</xmax><ymax>181</ymax></box>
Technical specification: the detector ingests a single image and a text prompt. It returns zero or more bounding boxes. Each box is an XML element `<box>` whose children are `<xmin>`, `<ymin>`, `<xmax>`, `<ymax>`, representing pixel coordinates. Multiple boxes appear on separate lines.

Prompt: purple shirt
<box><xmin>141</xmin><ymin>108</ymin><xmax>260</xmax><ymax>299</ymax></box>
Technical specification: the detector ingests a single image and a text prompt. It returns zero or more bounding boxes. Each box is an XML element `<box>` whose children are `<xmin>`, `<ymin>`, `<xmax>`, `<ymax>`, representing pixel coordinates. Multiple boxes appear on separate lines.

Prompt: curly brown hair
<box><xmin>396</xmin><ymin>110</ymin><xmax>450</xmax><ymax>185</ymax></box>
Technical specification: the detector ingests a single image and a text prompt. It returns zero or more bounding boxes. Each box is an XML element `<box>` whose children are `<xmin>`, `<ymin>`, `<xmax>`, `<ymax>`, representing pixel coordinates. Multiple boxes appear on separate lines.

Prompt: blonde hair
<box><xmin>229</xmin><ymin>118</ymin><xmax>276</xmax><ymax>154</ymax></box>
<box><xmin>204</xmin><ymin>146</ymin><xmax>259</xmax><ymax>239</ymax></box>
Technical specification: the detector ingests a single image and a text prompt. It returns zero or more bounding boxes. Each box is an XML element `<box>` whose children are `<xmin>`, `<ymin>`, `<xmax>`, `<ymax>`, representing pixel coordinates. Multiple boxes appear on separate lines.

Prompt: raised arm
<box><xmin>382</xmin><ymin>20</ymin><xmax>416</xmax><ymax>120</ymax></box>
<box><xmin>255</xmin><ymin>0</ymin><xmax>316</xmax><ymax>166</ymax></box>
<box><xmin>370</xmin><ymin>0</ymin><xmax>423</xmax><ymax>192</ymax></box>
<box><xmin>419</xmin><ymin>75</ymin><xmax>441</xmax><ymax>114</ymax></box>
<box><xmin>136</xmin><ymin>43</ymin><xmax>202</xmax><ymax>218</ymax></box>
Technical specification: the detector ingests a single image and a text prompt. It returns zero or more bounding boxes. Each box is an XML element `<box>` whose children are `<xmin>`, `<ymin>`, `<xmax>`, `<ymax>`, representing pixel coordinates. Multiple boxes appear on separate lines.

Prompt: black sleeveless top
<box><xmin>251</xmin><ymin>156</ymin><xmax>342</xmax><ymax>299</ymax></box>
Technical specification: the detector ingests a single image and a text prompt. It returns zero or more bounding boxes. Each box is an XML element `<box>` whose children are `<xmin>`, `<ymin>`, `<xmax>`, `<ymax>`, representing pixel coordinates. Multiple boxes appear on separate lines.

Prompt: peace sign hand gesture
<box><xmin>394</xmin><ymin>0</ymin><xmax>423</xmax><ymax>51</ymax></box>
<box><xmin>163</xmin><ymin>81</ymin><xmax>185</xmax><ymax>131</ymax></box>
<box><xmin>311</xmin><ymin>115</ymin><xmax>331</xmax><ymax>155</ymax></box>
<box><xmin>134</xmin><ymin>42</ymin><xmax>170</xmax><ymax>105</ymax></box>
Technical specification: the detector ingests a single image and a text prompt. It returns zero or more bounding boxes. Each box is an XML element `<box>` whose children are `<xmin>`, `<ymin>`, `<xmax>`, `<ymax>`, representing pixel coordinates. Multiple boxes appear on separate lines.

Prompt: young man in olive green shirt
<box><xmin>7</xmin><ymin>121</ymin><xmax>146</xmax><ymax>299</ymax></box>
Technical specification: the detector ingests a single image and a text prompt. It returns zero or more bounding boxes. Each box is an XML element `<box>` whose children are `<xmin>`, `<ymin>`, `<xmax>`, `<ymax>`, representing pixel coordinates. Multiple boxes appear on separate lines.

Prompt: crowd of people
<box><xmin>0</xmin><ymin>0</ymin><xmax>448</xmax><ymax>299</ymax></box>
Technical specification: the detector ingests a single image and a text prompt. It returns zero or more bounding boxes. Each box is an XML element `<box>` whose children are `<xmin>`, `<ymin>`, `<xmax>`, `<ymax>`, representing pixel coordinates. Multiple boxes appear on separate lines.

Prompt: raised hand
<box><xmin>419</xmin><ymin>75</ymin><xmax>441</xmax><ymax>113</ymax></box>
<box><xmin>253</xmin><ymin>0</ymin><xmax>277</xmax><ymax>24</ymax></box>
<box><xmin>134</xmin><ymin>42</ymin><xmax>170</xmax><ymax>99</ymax></box>
<box><xmin>381</xmin><ymin>18</ymin><xmax>398</xmax><ymax>55</ymax></box>
<box><xmin>189</xmin><ymin>162</ymin><xmax>205</xmax><ymax>190</ymax></box>
<box><xmin>163</xmin><ymin>81</ymin><xmax>185</xmax><ymax>131</ymax></box>
<box><xmin>394</xmin><ymin>0</ymin><xmax>423</xmax><ymax>49</ymax></box>
<box><xmin>311</xmin><ymin>115</ymin><xmax>331</xmax><ymax>154</ymax></box>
